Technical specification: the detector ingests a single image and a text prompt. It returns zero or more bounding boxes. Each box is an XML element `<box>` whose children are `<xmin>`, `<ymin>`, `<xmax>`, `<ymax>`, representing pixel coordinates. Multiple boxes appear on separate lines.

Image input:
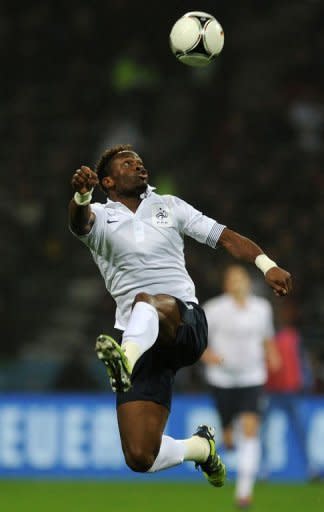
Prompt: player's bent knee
<box><xmin>132</xmin><ymin>292</ymin><xmax>154</xmax><ymax>307</ymax></box>
<box><xmin>124</xmin><ymin>448</ymin><xmax>156</xmax><ymax>473</ymax></box>
<box><xmin>241</xmin><ymin>414</ymin><xmax>260</xmax><ymax>437</ymax></box>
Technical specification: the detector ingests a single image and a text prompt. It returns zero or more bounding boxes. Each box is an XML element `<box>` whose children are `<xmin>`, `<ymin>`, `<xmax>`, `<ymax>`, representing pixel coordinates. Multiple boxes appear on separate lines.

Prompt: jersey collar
<box><xmin>104</xmin><ymin>185</ymin><xmax>156</xmax><ymax>207</ymax></box>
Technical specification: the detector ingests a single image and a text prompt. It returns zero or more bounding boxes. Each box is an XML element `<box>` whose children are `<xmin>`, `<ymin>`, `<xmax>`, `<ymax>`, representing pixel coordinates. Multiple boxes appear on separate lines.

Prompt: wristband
<box><xmin>73</xmin><ymin>188</ymin><xmax>93</xmax><ymax>206</ymax></box>
<box><xmin>255</xmin><ymin>254</ymin><xmax>278</xmax><ymax>275</ymax></box>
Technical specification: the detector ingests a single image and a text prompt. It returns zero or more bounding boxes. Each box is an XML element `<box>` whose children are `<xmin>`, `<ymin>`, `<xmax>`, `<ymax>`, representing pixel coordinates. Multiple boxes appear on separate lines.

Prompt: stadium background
<box><xmin>1</xmin><ymin>0</ymin><xmax>323</xmax><ymax>510</ymax></box>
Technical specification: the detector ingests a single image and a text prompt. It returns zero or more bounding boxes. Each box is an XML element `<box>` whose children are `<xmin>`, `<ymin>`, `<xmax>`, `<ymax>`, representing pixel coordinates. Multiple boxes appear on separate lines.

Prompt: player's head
<box><xmin>223</xmin><ymin>265</ymin><xmax>251</xmax><ymax>297</ymax></box>
<box><xmin>96</xmin><ymin>144</ymin><xmax>148</xmax><ymax>197</ymax></box>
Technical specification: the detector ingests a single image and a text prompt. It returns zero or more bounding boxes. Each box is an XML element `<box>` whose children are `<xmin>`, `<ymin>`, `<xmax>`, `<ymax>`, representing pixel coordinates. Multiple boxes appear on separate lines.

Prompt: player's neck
<box><xmin>231</xmin><ymin>293</ymin><xmax>248</xmax><ymax>307</ymax></box>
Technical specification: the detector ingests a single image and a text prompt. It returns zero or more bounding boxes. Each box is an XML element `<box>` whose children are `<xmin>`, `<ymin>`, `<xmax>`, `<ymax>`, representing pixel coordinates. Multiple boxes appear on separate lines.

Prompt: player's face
<box><xmin>224</xmin><ymin>267</ymin><xmax>251</xmax><ymax>296</ymax></box>
<box><xmin>106</xmin><ymin>151</ymin><xmax>149</xmax><ymax>196</ymax></box>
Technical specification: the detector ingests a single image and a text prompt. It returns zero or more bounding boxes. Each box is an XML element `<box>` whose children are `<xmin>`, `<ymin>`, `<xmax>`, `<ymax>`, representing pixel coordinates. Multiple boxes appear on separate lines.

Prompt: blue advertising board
<box><xmin>0</xmin><ymin>393</ymin><xmax>323</xmax><ymax>480</ymax></box>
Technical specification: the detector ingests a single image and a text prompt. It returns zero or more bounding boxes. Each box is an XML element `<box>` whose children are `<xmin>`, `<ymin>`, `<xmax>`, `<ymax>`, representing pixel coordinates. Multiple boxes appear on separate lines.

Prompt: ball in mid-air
<box><xmin>169</xmin><ymin>11</ymin><xmax>224</xmax><ymax>67</ymax></box>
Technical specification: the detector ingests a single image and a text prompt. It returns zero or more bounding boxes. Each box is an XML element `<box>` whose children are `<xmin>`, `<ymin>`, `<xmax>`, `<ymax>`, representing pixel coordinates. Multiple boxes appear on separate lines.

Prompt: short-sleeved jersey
<box><xmin>203</xmin><ymin>294</ymin><xmax>275</xmax><ymax>387</ymax></box>
<box><xmin>73</xmin><ymin>187</ymin><xmax>225</xmax><ymax>330</ymax></box>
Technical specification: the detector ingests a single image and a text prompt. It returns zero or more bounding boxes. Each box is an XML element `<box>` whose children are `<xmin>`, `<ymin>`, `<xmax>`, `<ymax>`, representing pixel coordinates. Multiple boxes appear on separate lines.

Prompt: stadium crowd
<box><xmin>1</xmin><ymin>0</ymin><xmax>323</xmax><ymax>392</ymax></box>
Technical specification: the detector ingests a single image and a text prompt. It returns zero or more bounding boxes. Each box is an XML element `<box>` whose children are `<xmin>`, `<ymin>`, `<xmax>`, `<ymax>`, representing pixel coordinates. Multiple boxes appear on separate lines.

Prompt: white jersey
<box><xmin>74</xmin><ymin>187</ymin><xmax>225</xmax><ymax>330</ymax></box>
<box><xmin>203</xmin><ymin>294</ymin><xmax>275</xmax><ymax>387</ymax></box>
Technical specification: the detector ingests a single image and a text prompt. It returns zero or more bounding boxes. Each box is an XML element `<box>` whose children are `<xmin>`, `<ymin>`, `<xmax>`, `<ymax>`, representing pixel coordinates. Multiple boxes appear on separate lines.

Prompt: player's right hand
<box><xmin>265</xmin><ymin>266</ymin><xmax>292</xmax><ymax>297</ymax></box>
<box><xmin>71</xmin><ymin>166</ymin><xmax>99</xmax><ymax>195</ymax></box>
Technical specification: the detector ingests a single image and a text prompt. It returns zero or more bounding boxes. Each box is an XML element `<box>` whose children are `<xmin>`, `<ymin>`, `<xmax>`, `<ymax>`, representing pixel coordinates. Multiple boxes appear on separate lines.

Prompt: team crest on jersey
<box><xmin>152</xmin><ymin>205</ymin><xmax>173</xmax><ymax>226</ymax></box>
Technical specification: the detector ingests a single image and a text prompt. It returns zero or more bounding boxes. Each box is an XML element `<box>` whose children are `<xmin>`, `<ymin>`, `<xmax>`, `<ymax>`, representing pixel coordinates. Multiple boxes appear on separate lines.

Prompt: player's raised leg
<box><xmin>95</xmin><ymin>292</ymin><xmax>181</xmax><ymax>392</ymax></box>
<box><xmin>117</xmin><ymin>400</ymin><xmax>225</xmax><ymax>486</ymax></box>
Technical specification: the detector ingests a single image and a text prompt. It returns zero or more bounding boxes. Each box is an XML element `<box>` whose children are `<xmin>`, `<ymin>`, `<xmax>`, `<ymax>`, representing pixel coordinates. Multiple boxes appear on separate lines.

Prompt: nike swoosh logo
<box><xmin>107</xmin><ymin>220</ymin><xmax>119</xmax><ymax>224</ymax></box>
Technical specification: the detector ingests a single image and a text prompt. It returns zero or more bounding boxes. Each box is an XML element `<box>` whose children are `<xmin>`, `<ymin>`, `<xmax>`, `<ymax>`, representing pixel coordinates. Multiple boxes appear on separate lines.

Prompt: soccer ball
<box><xmin>169</xmin><ymin>11</ymin><xmax>224</xmax><ymax>67</ymax></box>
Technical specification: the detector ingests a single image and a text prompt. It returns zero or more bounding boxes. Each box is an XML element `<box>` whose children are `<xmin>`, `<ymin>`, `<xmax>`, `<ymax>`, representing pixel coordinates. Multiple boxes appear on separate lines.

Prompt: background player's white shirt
<box><xmin>203</xmin><ymin>294</ymin><xmax>275</xmax><ymax>387</ymax></box>
<box><xmin>74</xmin><ymin>187</ymin><xmax>225</xmax><ymax>330</ymax></box>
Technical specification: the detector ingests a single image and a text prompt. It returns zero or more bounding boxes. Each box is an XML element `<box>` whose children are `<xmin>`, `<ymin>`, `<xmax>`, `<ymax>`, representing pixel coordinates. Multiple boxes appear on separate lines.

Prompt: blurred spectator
<box><xmin>266</xmin><ymin>300</ymin><xmax>313</xmax><ymax>393</ymax></box>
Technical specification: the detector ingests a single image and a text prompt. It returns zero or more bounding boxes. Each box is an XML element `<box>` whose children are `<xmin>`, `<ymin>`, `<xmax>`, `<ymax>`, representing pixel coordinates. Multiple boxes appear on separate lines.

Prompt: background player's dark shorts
<box><xmin>116</xmin><ymin>299</ymin><xmax>208</xmax><ymax>411</ymax></box>
<box><xmin>210</xmin><ymin>385</ymin><xmax>264</xmax><ymax>428</ymax></box>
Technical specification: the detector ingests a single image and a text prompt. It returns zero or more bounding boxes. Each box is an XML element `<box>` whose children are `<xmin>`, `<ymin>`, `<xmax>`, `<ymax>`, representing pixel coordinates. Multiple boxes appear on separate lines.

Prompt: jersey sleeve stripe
<box><xmin>206</xmin><ymin>222</ymin><xmax>226</xmax><ymax>248</ymax></box>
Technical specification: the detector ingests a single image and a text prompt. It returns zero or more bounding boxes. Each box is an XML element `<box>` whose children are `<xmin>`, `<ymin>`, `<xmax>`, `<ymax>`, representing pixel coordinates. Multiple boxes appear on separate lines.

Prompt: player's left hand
<box><xmin>265</xmin><ymin>267</ymin><xmax>292</xmax><ymax>297</ymax></box>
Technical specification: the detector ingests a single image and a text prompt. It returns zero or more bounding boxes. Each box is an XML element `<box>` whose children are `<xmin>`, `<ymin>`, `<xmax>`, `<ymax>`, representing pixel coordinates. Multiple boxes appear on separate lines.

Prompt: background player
<box><xmin>68</xmin><ymin>144</ymin><xmax>292</xmax><ymax>485</ymax></box>
<box><xmin>201</xmin><ymin>265</ymin><xmax>281</xmax><ymax>508</ymax></box>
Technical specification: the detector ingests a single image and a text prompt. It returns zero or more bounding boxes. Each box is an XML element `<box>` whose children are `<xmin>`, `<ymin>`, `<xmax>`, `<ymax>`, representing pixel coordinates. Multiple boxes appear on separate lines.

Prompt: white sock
<box><xmin>147</xmin><ymin>434</ymin><xmax>210</xmax><ymax>473</ymax></box>
<box><xmin>121</xmin><ymin>301</ymin><xmax>159</xmax><ymax>372</ymax></box>
<box><xmin>148</xmin><ymin>435</ymin><xmax>185</xmax><ymax>472</ymax></box>
<box><xmin>235</xmin><ymin>436</ymin><xmax>261</xmax><ymax>500</ymax></box>
<box><xmin>183</xmin><ymin>435</ymin><xmax>210</xmax><ymax>463</ymax></box>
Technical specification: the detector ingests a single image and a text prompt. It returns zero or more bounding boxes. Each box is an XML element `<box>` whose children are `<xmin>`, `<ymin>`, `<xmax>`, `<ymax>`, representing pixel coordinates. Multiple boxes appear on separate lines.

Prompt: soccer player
<box><xmin>201</xmin><ymin>265</ymin><xmax>281</xmax><ymax>507</ymax></box>
<box><xmin>68</xmin><ymin>144</ymin><xmax>292</xmax><ymax>485</ymax></box>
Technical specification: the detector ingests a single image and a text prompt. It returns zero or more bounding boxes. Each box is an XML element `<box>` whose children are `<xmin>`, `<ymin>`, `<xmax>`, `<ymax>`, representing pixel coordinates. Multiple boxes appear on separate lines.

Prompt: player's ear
<box><xmin>102</xmin><ymin>175</ymin><xmax>114</xmax><ymax>192</ymax></box>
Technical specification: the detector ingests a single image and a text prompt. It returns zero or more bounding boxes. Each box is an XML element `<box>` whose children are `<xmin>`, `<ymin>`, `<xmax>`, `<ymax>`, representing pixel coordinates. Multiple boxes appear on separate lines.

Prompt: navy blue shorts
<box><xmin>116</xmin><ymin>299</ymin><xmax>208</xmax><ymax>411</ymax></box>
<box><xmin>210</xmin><ymin>385</ymin><xmax>264</xmax><ymax>428</ymax></box>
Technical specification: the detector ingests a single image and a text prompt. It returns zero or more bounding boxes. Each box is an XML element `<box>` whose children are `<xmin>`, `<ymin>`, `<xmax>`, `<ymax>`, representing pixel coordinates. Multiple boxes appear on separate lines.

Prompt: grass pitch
<box><xmin>0</xmin><ymin>481</ymin><xmax>323</xmax><ymax>512</ymax></box>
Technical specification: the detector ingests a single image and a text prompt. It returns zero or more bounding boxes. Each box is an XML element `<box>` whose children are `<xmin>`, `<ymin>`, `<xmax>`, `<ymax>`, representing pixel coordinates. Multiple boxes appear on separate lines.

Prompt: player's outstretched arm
<box><xmin>218</xmin><ymin>228</ymin><xmax>292</xmax><ymax>296</ymax></box>
<box><xmin>69</xmin><ymin>165</ymin><xmax>99</xmax><ymax>235</ymax></box>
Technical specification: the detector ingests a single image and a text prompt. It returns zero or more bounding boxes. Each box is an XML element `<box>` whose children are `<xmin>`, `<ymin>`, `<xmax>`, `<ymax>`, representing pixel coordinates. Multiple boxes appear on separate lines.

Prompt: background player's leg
<box><xmin>117</xmin><ymin>401</ymin><xmax>210</xmax><ymax>473</ymax></box>
<box><xmin>122</xmin><ymin>293</ymin><xmax>182</xmax><ymax>371</ymax></box>
<box><xmin>235</xmin><ymin>412</ymin><xmax>261</xmax><ymax>506</ymax></box>
<box><xmin>212</xmin><ymin>387</ymin><xmax>236</xmax><ymax>449</ymax></box>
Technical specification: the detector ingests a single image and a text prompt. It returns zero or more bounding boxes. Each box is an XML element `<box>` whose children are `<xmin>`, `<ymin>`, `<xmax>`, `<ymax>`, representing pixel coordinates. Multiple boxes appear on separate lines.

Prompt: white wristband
<box><xmin>255</xmin><ymin>254</ymin><xmax>278</xmax><ymax>275</ymax></box>
<box><xmin>73</xmin><ymin>188</ymin><xmax>93</xmax><ymax>206</ymax></box>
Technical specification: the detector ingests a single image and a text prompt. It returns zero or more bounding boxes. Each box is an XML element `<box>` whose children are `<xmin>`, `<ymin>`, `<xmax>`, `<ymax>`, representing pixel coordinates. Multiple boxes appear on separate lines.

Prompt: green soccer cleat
<box><xmin>193</xmin><ymin>424</ymin><xmax>226</xmax><ymax>487</ymax></box>
<box><xmin>95</xmin><ymin>334</ymin><xmax>132</xmax><ymax>393</ymax></box>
